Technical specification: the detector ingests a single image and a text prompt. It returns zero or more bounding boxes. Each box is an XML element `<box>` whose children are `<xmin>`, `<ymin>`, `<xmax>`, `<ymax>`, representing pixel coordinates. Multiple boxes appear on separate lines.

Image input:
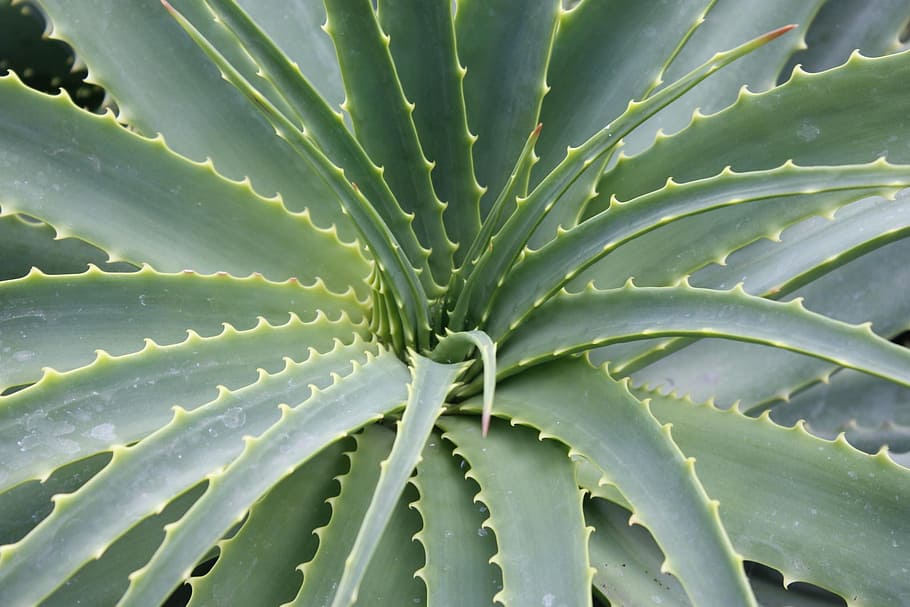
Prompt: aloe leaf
<box><xmin>0</xmin><ymin>214</ymin><xmax>133</xmax><ymax>281</ymax></box>
<box><xmin>585</xmin><ymin>498</ymin><xmax>689</xmax><ymax>607</ymax></box>
<box><xmin>290</xmin><ymin>427</ymin><xmax>393</xmax><ymax>606</ymax></box>
<box><xmin>0</xmin><ymin>266</ymin><xmax>362</xmax><ymax>389</ymax></box>
<box><xmin>498</xmin><ymin>284</ymin><xmax>910</xmax><ymax>391</ymax></box>
<box><xmin>33</xmin><ymin>0</ymin><xmax>350</xmax><ymax>232</ymax></box>
<box><xmin>0</xmin><ymin>73</ymin><xmax>368</xmax><ymax>289</ymax></box>
<box><xmin>530</xmin><ymin>0</ymin><xmax>712</xmax><ymax>247</ymax></box>
<box><xmin>191</xmin><ymin>0</ymin><xmax>434</xmax><ymax>296</ymax></box>
<box><xmin>40</xmin><ymin>484</ymin><xmax>205</xmax><ymax>607</ymax></box>
<box><xmin>378</xmin><ymin>0</ymin><xmax>483</xmax><ymax>265</ymax></box>
<box><xmin>186</xmin><ymin>441</ymin><xmax>347</xmax><ymax>607</ymax></box>
<box><xmin>452</xmin><ymin>25</ymin><xmax>797</xmax><ymax>331</ymax></box>
<box><xmin>455</xmin><ymin>123</ymin><xmax>542</xmax><ymax>292</ymax></box>
<box><xmin>162</xmin><ymin>4</ymin><xmax>430</xmax><ymax>348</ymax></box>
<box><xmin>353</xmin><ymin>483</ymin><xmax>426</xmax><ymax>606</ymax></box>
<box><xmin>784</xmin><ymin>0</ymin><xmax>910</xmax><ymax>74</ymax></box>
<box><xmin>694</xmin><ymin>193</ymin><xmax>910</xmax><ymax>299</ymax></box>
<box><xmin>462</xmin><ymin>358</ymin><xmax>757</xmax><ymax>607</ymax></box>
<box><xmin>432</xmin><ymin>330</ymin><xmax>496</xmax><ymax>435</ymax></box>
<box><xmin>455</xmin><ymin>0</ymin><xmax>561</xmax><ymax>217</ymax></box>
<box><xmin>601</xmin><ymin>194</ymin><xmax>910</xmax><ymax>377</ymax></box>
<box><xmin>485</xmin><ymin>161</ymin><xmax>910</xmax><ymax>340</ymax></box>
<box><xmin>0</xmin><ymin>453</ymin><xmax>109</xmax><ymax>546</ymax></box>
<box><xmin>628</xmin><ymin>238</ymin><xmax>910</xmax><ymax>408</ymax></box>
<box><xmin>291</xmin><ymin>426</ymin><xmax>425</xmax><ymax>606</ymax></box>
<box><xmin>771</xmin><ymin>368</ymin><xmax>910</xmax><ymax>438</ymax></box>
<box><xmin>411</xmin><ymin>432</ymin><xmax>501</xmax><ymax>605</ymax></box>
<box><xmin>573</xmin><ymin>457</ymin><xmax>630</xmax><ymax>510</ymax></box>
<box><xmin>647</xmin><ymin>390</ymin><xmax>910</xmax><ymax>606</ymax></box>
<box><xmin>533</xmin><ymin>0</ymin><xmax>712</xmax><ymax>179</ymax></box>
<box><xmin>748</xmin><ymin>571</ymin><xmax>846</xmax><ymax>607</ymax></box>
<box><xmin>438</xmin><ymin>417</ymin><xmax>594</xmax><ymax>607</ymax></box>
<box><xmin>0</xmin><ymin>340</ymin><xmax>382</xmax><ymax>606</ymax></box>
<box><xmin>568</xmin><ymin>191</ymin><xmax>910</xmax><ymax>374</ymax></box>
<box><xmin>526</xmin><ymin>152</ymin><xmax>612</xmax><ymax>252</ymax></box>
<box><xmin>838</xmin><ymin>420</ymin><xmax>910</xmax><ymax>455</ymax></box>
<box><xmin>323</xmin><ymin>0</ymin><xmax>454</xmax><ymax>288</ymax></box>
<box><xmin>234</xmin><ymin>0</ymin><xmax>344</xmax><ymax>109</ymax></box>
<box><xmin>619</xmin><ymin>1</ymin><xmax>822</xmax><ymax>157</ymax></box>
<box><xmin>164</xmin><ymin>1</ymin><xmax>300</xmax><ymax>123</ymax></box>
<box><xmin>116</xmin><ymin>351</ymin><xmax>410</xmax><ymax>607</ymax></box>
<box><xmin>329</xmin><ymin>354</ymin><xmax>462</xmax><ymax>607</ymax></box>
<box><xmin>0</xmin><ymin>315</ymin><xmax>356</xmax><ymax>492</ymax></box>
<box><xmin>602</xmin><ymin>49</ymin><xmax>910</xmax><ymax>204</ymax></box>
<box><xmin>290</xmin><ymin>426</ymin><xmax>388</xmax><ymax>605</ymax></box>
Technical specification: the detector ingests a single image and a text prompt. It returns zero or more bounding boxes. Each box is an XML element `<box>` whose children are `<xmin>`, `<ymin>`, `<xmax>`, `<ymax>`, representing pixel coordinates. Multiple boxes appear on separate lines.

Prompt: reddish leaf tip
<box><xmin>764</xmin><ymin>24</ymin><xmax>797</xmax><ymax>41</ymax></box>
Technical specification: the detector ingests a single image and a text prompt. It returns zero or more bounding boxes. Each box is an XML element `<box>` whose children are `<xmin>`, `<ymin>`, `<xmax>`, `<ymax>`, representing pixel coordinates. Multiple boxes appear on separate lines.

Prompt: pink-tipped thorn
<box><xmin>763</xmin><ymin>24</ymin><xmax>797</xmax><ymax>42</ymax></box>
<box><xmin>481</xmin><ymin>411</ymin><xmax>491</xmax><ymax>438</ymax></box>
<box><xmin>532</xmin><ymin>123</ymin><xmax>543</xmax><ymax>138</ymax></box>
<box><xmin>160</xmin><ymin>0</ymin><xmax>175</xmax><ymax>12</ymax></box>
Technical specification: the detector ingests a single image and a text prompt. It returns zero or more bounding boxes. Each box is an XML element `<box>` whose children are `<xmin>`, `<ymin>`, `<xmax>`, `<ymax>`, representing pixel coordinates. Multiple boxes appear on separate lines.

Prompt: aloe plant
<box><xmin>2</xmin><ymin>1</ymin><xmax>910</xmax><ymax>605</ymax></box>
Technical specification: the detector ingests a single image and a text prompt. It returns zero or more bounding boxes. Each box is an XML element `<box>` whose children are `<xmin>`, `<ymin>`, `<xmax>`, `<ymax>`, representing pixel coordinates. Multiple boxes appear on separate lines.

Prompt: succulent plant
<box><xmin>2</xmin><ymin>1</ymin><xmax>910</xmax><ymax>605</ymax></box>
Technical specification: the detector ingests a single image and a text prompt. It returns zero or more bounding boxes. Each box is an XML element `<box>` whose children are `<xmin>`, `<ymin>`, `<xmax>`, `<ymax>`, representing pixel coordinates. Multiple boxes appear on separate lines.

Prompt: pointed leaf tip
<box><xmin>764</xmin><ymin>24</ymin><xmax>798</xmax><ymax>41</ymax></box>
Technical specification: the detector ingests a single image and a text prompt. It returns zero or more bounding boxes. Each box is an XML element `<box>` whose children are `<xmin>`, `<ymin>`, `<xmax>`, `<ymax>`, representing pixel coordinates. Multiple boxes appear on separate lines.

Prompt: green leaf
<box><xmin>0</xmin><ymin>340</ymin><xmax>381</xmax><ymax>606</ymax></box>
<box><xmin>0</xmin><ymin>453</ymin><xmax>109</xmax><ymax>546</ymax></box>
<box><xmin>748</xmin><ymin>569</ymin><xmax>847</xmax><ymax>607</ymax></box>
<box><xmin>454</xmin><ymin>122</ymin><xmax>542</xmax><ymax>296</ymax></box>
<box><xmin>647</xmin><ymin>391</ymin><xmax>910</xmax><ymax>606</ymax></box>
<box><xmin>34</xmin><ymin>0</ymin><xmax>351</xmax><ymax>232</ymax></box>
<box><xmin>161</xmin><ymin>3</ymin><xmax>430</xmax><ymax>349</ymax></box>
<box><xmin>353</xmin><ymin>483</ymin><xmax>426</xmax><ymax>606</ymax></box>
<box><xmin>411</xmin><ymin>432</ymin><xmax>501</xmax><ymax>605</ymax></box>
<box><xmin>485</xmin><ymin>161</ymin><xmax>910</xmax><ymax>340</ymax></box>
<box><xmin>455</xmin><ymin>0</ymin><xmax>561</xmax><ymax>216</ymax></box>
<box><xmin>378</xmin><ymin>0</ymin><xmax>483</xmax><ymax>265</ymax></box>
<box><xmin>628</xmin><ymin>238</ymin><xmax>910</xmax><ymax>408</ymax></box>
<box><xmin>453</xmin><ymin>25</ymin><xmax>798</xmax><ymax>331</ymax></box>
<box><xmin>291</xmin><ymin>426</ymin><xmax>426</xmax><ymax>606</ymax></box>
<box><xmin>100</xmin><ymin>348</ymin><xmax>409</xmax><ymax>607</ymax></box>
<box><xmin>432</xmin><ymin>330</ymin><xmax>496</xmax><ymax>435</ymax></box>
<box><xmin>291</xmin><ymin>426</ymin><xmax>389</xmax><ymax>605</ymax></box>
<box><xmin>438</xmin><ymin>416</ymin><xmax>594</xmax><ymax>607</ymax></box>
<box><xmin>770</xmin><ymin>368</ymin><xmax>910</xmax><ymax>438</ymax></box>
<box><xmin>0</xmin><ymin>73</ymin><xmax>368</xmax><ymax>290</ymax></box>
<box><xmin>784</xmin><ymin>0</ymin><xmax>910</xmax><ymax>74</ymax></box>
<box><xmin>0</xmin><ymin>266</ymin><xmax>362</xmax><ymax>389</ymax></box>
<box><xmin>0</xmin><ymin>214</ymin><xmax>133</xmax><ymax>281</ymax></box>
<box><xmin>601</xmin><ymin>49</ymin><xmax>910</xmax><ymax>204</ymax></box>
<box><xmin>40</xmin><ymin>484</ymin><xmax>205</xmax><ymax>607</ymax></box>
<box><xmin>0</xmin><ymin>314</ymin><xmax>356</xmax><ymax>493</ymax></box>
<box><xmin>235</xmin><ymin>0</ymin><xmax>345</xmax><ymax>109</ymax></box>
<box><xmin>618</xmin><ymin>0</ymin><xmax>821</xmax><ymax>157</ymax></box>
<box><xmin>585</xmin><ymin>498</ymin><xmax>689</xmax><ymax>607</ymax></box>
<box><xmin>329</xmin><ymin>354</ymin><xmax>461</xmax><ymax>607</ymax></box>
<box><xmin>598</xmin><ymin>194</ymin><xmax>910</xmax><ymax>377</ymax></box>
<box><xmin>324</xmin><ymin>0</ymin><xmax>454</xmax><ymax>289</ymax></box>
<box><xmin>191</xmin><ymin>0</ymin><xmax>435</xmax><ymax>298</ymax></box>
<box><xmin>577</xmin><ymin>188</ymin><xmax>866</xmax><ymax>292</ymax></box>
<box><xmin>693</xmin><ymin>194</ymin><xmax>910</xmax><ymax>300</ymax></box>
<box><xmin>498</xmin><ymin>283</ymin><xmax>910</xmax><ymax>391</ymax></box>
<box><xmin>186</xmin><ymin>441</ymin><xmax>348</xmax><ymax>607</ymax></box>
<box><xmin>533</xmin><ymin>0</ymin><xmax>712</xmax><ymax>179</ymax></box>
<box><xmin>463</xmin><ymin>358</ymin><xmax>757</xmax><ymax>607</ymax></box>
